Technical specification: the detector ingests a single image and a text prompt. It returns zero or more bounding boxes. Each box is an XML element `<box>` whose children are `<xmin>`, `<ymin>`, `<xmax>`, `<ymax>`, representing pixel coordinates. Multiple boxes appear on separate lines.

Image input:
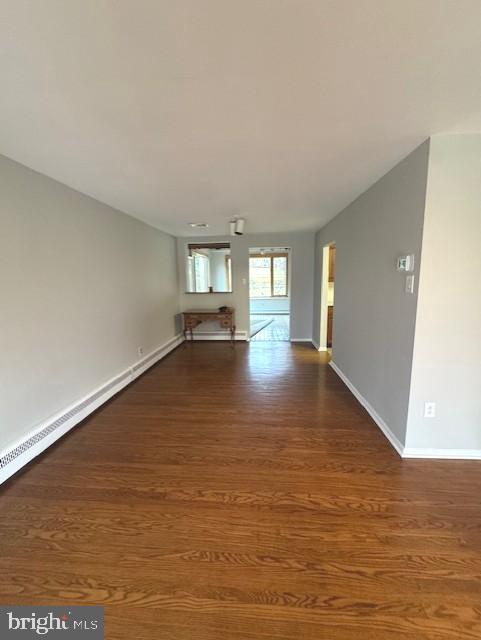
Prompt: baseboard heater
<box><xmin>0</xmin><ymin>333</ymin><xmax>184</xmax><ymax>485</ymax></box>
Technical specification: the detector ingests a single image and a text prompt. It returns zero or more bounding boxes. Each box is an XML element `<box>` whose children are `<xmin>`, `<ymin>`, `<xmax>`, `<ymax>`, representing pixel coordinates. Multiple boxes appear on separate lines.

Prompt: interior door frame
<box><xmin>319</xmin><ymin>242</ymin><xmax>335</xmax><ymax>351</ymax></box>
<box><xmin>248</xmin><ymin>247</ymin><xmax>292</xmax><ymax>341</ymax></box>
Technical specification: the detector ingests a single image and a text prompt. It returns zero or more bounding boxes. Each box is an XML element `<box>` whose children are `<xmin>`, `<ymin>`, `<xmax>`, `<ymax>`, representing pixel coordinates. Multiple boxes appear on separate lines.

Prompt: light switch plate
<box><xmin>405</xmin><ymin>275</ymin><xmax>415</xmax><ymax>294</ymax></box>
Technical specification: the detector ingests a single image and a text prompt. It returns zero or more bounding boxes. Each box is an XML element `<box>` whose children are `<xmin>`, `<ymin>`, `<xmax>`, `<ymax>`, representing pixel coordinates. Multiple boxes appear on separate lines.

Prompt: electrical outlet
<box><xmin>424</xmin><ymin>402</ymin><xmax>436</xmax><ymax>418</ymax></box>
<box><xmin>137</xmin><ymin>347</ymin><xmax>144</xmax><ymax>357</ymax></box>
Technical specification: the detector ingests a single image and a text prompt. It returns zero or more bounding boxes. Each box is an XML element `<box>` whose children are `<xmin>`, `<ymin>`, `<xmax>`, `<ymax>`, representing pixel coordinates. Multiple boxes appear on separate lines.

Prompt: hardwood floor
<box><xmin>1</xmin><ymin>342</ymin><xmax>481</xmax><ymax>639</ymax></box>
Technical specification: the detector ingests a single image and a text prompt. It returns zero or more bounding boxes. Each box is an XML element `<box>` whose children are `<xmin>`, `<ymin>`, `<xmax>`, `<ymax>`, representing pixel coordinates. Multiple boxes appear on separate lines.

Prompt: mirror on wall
<box><xmin>186</xmin><ymin>243</ymin><xmax>232</xmax><ymax>293</ymax></box>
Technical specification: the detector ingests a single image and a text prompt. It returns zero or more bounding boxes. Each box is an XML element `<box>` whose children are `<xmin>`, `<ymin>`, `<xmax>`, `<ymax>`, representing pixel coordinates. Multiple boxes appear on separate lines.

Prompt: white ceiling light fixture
<box><xmin>234</xmin><ymin>218</ymin><xmax>245</xmax><ymax>235</ymax></box>
<box><xmin>188</xmin><ymin>222</ymin><xmax>209</xmax><ymax>228</ymax></box>
<box><xmin>229</xmin><ymin>217</ymin><xmax>245</xmax><ymax>235</ymax></box>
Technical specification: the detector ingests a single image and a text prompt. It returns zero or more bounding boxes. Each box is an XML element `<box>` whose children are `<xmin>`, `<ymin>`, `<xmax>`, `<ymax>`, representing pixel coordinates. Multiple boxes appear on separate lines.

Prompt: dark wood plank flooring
<box><xmin>1</xmin><ymin>342</ymin><xmax>481</xmax><ymax>639</ymax></box>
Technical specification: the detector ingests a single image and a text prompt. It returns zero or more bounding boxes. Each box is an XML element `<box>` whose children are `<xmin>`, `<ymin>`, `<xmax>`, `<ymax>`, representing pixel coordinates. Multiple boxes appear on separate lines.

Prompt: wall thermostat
<box><xmin>397</xmin><ymin>254</ymin><xmax>415</xmax><ymax>272</ymax></box>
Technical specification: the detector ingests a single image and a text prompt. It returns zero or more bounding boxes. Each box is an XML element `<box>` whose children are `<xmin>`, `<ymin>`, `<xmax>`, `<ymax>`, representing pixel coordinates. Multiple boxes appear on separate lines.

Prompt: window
<box><xmin>249</xmin><ymin>253</ymin><xmax>288</xmax><ymax>297</ymax></box>
<box><xmin>193</xmin><ymin>251</ymin><xmax>210</xmax><ymax>292</ymax></box>
<box><xmin>272</xmin><ymin>256</ymin><xmax>287</xmax><ymax>295</ymax></box>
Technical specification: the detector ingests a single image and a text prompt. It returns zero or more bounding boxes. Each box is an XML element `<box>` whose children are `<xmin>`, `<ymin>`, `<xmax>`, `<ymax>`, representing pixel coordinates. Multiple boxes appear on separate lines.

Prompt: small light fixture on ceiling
<box><xmin>234</xmin><ymin>218</ymin><xmax>245</xmax><ymax>235</ymax></box>
<box><xmin>188</xmin><ymin>222</ymin><xmax>209</xmax><ymax>228</ymax></box>
<box><xmin>229</xmin><ymin>217</ymin><xmax>246</xmax><ymax>236</ymax></box>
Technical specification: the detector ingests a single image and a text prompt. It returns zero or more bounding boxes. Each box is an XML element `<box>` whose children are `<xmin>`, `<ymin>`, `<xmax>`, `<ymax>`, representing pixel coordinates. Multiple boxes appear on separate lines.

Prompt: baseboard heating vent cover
<box><xmin>132</xmin><ymin>345</ymin><xmax>168</xmax><ymax>373</ymax></box>
<box><xmin>0</xmin><ymin>370</ymin><xmax>130</xmax><ymax>471</ymax></box>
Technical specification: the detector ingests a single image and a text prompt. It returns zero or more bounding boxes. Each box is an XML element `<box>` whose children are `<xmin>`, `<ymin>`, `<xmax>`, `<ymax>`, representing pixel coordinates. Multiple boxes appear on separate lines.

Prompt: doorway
<box><xmin>248</xmin><ymin>247</ymin><xmax>291</xmax><ymax>341</ymax></box>
<box><xmin>319</xmin><ymin>243</ymin><xmax>335</xmax><ymax>351</ymax></box>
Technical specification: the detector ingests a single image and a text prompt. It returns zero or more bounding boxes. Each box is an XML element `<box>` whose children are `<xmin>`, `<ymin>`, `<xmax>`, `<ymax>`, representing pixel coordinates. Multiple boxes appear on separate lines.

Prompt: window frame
<box><xmin>249</xmin><ymin>252</ymin><xmax>289</xmax><ymax>298</ymax></box>
<box><xmin>225</xmin><ymin>255</ymin><xmax>232</xmax><ymax>291</ymax></box>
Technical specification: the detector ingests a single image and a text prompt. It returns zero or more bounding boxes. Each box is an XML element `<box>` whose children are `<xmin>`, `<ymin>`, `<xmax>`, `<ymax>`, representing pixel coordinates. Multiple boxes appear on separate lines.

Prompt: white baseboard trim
<box><xmin>0</xmin><ymin>333</ymin><xmax>184</xmax><ymax>486</ymax></box>
<box><xmin>290</xmin><ymin>338</ymin><xmax>311</xmax><ymax>342</ymax></box>
<box><xmin>311</xmin><ymin>340</ymin><xmax>328</xmax><ymax>351</ymax></box>
<box><xmin>329</xmin><ymin>361</ymin><xmax>481</xmax><ymax>461</ymax></box>
<box><xmin>329</xmin><ymin>361</ymin><xmax>404</xmax><ymax>457</ymax></box>
<box><xmin>185</xmin><ymin>330</ymin><xmax>248</xmax><ymax>341</ymax></box>
<box><xmin>403</xmin><ymin>448</ymin><xmax>481</xmax><ymax>460</ymax></box>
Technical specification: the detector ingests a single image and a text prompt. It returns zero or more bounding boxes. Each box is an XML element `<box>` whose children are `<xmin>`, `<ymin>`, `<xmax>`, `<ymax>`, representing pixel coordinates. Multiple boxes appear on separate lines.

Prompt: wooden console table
<box><xmin>183</xmin><ymin>308</ymin><xmax>236</xmax><ymax>343</ymax></box>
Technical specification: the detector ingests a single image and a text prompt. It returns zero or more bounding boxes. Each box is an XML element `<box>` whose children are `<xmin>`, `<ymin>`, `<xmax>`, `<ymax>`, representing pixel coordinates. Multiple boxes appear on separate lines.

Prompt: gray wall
<box><xmin>0</xmin><ymin>154</ymin><xmax>179</xmax><ymax>454</ymax></box>
<box><xmin>312</xmin><ymin>141</ymin><xmax>430</xmax><ymax>446</ymax></box>
<box><xmin>178</xmin><ymin>232</ymin><xmax>315</xmax><ymax>340</ymax></box>
<box><xmin>406</xmin><ymin>135</ymin><xmax>481</xmax><ymax>450</ymax></box>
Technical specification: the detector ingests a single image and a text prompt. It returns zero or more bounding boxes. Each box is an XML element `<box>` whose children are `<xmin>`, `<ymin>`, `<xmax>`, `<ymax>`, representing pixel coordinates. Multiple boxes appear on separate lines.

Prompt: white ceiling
<box><xmin>2</xmin><ymin>1</ymin><xmax>481</xmax><ymax>237</ymax></box>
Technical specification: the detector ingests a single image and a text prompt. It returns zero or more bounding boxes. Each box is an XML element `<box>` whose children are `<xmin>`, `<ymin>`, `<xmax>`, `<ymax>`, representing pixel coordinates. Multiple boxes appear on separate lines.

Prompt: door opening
<box><xmin>248</xmin><ymin>247</ymin><xmax>291</xmax><ymax>341</ymax></box>
<box><xmin>319</xmin><ymin>243</ymin><xmax>335</xmax><ymax>351</ymax></box>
